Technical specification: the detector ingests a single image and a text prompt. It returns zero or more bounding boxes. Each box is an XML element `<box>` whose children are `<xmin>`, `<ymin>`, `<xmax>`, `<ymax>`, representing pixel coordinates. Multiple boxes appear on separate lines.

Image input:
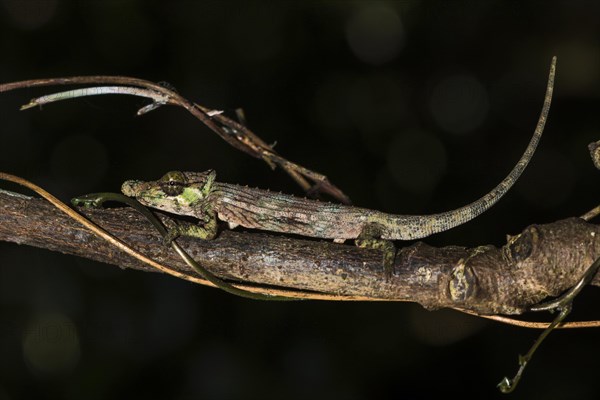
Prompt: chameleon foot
<box><xmin>355</xmin><ymin>223</ymin><xmax>397</xmax><ymax>279</ymax></box>
<box><xmin>163</xmin><ymin>219</ymin><xmax>218</xmax><ymax>247</ymax></box>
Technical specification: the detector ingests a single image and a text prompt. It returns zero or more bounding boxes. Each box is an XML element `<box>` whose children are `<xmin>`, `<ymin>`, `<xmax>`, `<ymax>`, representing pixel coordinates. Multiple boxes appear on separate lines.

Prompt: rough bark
<box><xmin>1</xmin><ymin>189</ymin><xmax>599</xmax><ymax>315</ymax></box>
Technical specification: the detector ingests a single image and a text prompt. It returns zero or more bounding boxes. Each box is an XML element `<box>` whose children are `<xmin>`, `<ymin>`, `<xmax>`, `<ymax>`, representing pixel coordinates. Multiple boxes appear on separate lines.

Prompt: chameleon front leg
<box><xmin>163</xmin><ymin>204</ymin><xmax>218</xmax><ymax>244</ymax></box>
<box><xmin>355</xmin><ymin>223</ymin><xmax>397</xmax><ymax>279</ymax></box>
<box><xmin>72</xmin><ymin>192</ymin><xmax>298</xmax><ymax>301</ymax></box>
<box><xmin>72</xmin><ymin>192</ymin><xmax>218</xmax><ymax>242</ymax></box>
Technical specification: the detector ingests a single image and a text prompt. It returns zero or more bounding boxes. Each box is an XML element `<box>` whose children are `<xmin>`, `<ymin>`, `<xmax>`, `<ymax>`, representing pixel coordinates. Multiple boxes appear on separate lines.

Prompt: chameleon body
<box><xmin>121</xmin><ymin>120</ymin><xmax>537</xmax><ymax>243</ymax></box>
<box><xmin>121</xmin><ymin>58</ymin><xmax>554</xmax><ymax>265</ymax></box>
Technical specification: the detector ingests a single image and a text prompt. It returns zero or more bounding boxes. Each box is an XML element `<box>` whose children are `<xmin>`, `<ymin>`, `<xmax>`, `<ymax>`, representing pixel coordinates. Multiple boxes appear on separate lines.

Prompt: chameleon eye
<box><xmin>160</xmin><ymin>171</ymin><xmax>186</xmax><ymax>196</ymax></box>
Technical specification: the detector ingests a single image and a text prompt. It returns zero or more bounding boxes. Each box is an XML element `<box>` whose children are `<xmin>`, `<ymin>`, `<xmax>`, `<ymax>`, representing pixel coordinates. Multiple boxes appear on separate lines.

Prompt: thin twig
<box><xmin>581</xmin><ymin>204</ymin><xmax>600</xmax><ymax>221</ymax></box>
<box><xmin>460</xmin><ymin>310</ymin><xmax>600</xmax><ymax>329</ymax></box>
<box><xmin>0</xmin><ymin>76</ymin><xmax>350</xmax><ymax>203</ymax></box>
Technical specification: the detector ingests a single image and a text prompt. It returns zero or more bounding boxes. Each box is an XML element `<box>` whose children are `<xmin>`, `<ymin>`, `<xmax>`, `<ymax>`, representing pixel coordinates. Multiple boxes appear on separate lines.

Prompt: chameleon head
<box><xmin>121</xmin><ymin>170</ymin><xmax>216</xmax><ymax>216</ymax></box>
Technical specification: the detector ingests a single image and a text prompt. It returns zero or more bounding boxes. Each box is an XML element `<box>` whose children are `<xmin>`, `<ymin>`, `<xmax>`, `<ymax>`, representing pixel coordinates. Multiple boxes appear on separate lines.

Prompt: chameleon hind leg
<box><xmin>355</xmin><ymin>223</ymin><xmax>397</xmax><ymax>279</ymax></box>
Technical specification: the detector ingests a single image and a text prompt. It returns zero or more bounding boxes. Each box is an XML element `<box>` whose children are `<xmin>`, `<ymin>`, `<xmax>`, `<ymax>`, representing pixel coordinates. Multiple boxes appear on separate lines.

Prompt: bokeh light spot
<box><xmin>22</xmin><ymin>313</ymin><xmax>80</xmax><ymax>376</ymax></box>
<box><xmin>345</xmin><ymin>4</ymin><xmax>404</xmax><ymax>65</ymax></box>
<box><xmin>429</xmin><ymin>74</ymin><xmax>489</xmax><ymax>135</ymax></box>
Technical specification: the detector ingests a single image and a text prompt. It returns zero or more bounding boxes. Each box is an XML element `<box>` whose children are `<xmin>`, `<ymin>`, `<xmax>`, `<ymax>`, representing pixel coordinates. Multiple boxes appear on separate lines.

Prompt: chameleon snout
<box><xmin>121</xmin><ymin>180</ymin><xmax>142</xmax><ymax>197</ymax></box>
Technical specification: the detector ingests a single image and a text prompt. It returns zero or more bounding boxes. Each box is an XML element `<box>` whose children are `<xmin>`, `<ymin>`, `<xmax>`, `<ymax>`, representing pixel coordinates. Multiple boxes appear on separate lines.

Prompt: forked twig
<box><xmin>0</xmin><ymin>76</ymin><xmax>350</xmax><ymax>204</ymax></box>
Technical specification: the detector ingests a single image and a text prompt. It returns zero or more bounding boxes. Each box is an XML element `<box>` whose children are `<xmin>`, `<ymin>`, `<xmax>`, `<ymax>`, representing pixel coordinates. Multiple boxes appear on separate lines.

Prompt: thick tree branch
<box><xmin>1</xmin><ymin>189</ymin><xmax>599</xmax><ymax>315</ymax></box>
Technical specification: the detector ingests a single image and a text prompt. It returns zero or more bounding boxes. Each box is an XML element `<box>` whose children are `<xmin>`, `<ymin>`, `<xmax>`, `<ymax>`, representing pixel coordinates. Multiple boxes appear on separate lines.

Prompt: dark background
<box><xmin>1</xmin><ymin>1</ymin><xmax>600</xmax><ymax>399</ymax></box>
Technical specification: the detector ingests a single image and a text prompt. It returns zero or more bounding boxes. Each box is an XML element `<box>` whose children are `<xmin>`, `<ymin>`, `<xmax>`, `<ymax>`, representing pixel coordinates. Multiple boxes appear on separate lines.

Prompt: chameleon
<box><xmin>120</xmin><ymin>57</ymin><xmax>555</xmax><ymax>274</ymax></box>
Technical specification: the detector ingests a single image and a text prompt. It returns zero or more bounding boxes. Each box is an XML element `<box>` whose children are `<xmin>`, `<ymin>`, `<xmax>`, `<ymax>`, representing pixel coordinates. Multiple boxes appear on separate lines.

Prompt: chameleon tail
<box><xmin>387</xmin><ymin>56</ymin><xmax>555</xmax><ymax>240</ymax></box>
